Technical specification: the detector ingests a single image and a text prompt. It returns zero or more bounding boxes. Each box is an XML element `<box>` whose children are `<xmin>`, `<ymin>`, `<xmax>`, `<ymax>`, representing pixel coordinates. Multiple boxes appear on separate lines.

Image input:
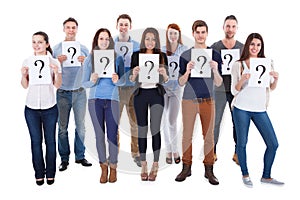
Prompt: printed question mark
<box><xmin>197</xmin><ymin>55</ymin><xmax>207</xmax><ymax>74</ymax></box>
<box><xmin>120</xmin><ymin>45</ymin><xmax>129</xmax><ymax>63</ymax></box>
<box><xmin>67</xmin><ymin>47</ymin><xmax>76</xmax><ymax>64</ymax></box>
<box><xmin>100</xmin><ymin>56</ymin><xmax>110</xmax><ymax>74</ymax></box>
<box><xmin>34</xmin><ymin>59</ymin><xmax>45</xmax><ymax>78</ymax></box>
<box><xmin>169</xmin><ymin>61</ymin><xmax>178</xmax><ymax>77</ymax></box>
<box><xmin>256</xmin><ymin>64</ymin><xmax>266</xmax><ymax>84</ymax></box>
<box><xmin>224</xmin><ymin>54</ymin><xmax>233</xmax><ymax>70</ymax></box>
<box><xmin>145</xmin><ymin>60</ymin><xmax>154</xmax><ymax>79</ymax></box>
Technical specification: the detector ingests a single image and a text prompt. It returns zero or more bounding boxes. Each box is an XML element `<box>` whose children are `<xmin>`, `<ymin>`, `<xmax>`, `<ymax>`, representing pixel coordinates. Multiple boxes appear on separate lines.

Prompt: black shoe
<box><xmin>46</xmin><ymin>178</ymin><xmax>55</xmax><ymax>185</ymax></box>
<box><xmin>175</xmin><ymin>164</ymin><xmax>191</xmax><ymax>182</ymax></box>
<box><xmin>59</xmin><ymin>161</ymin><xmax>69</xmax><ymax>171</ymax></box>
<box><xmin>133</xmin><ymin>156</ymin><xmax>141</xmax><ymax>167</ymax></box>
<box><xmin>36</xmin><ymin>179</ymin><xmax>44</xmax><ymax>186</ymax></box>
<box><xmin>204</xmin><ymin>165</ymin><xmax>219</xmax><ymax>185</ymax></box>
<box><xmin>75</xmin><ymin>158</ymin><xmax>92</xmax><ymax>167</ymax></box>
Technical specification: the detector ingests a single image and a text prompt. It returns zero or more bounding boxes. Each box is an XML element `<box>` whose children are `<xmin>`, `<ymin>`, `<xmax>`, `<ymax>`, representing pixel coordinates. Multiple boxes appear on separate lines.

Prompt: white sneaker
<box><xmin>242</xmin><ymin>176</ymin><xmax>253</xmax><ymax>187</ymax></box>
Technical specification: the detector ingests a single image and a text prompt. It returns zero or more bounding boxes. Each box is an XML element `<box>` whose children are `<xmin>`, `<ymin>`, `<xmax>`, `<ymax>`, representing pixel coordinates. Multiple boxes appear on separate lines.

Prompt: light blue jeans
<box><xmin>232</xmin><ymin>107</ymin><xmax>279</xmax><ymax>178</ymax></box>
<box><xmin>57</xmin><ymin>88</ymin><xmax>87</xmax><ymax>162</ymax></box>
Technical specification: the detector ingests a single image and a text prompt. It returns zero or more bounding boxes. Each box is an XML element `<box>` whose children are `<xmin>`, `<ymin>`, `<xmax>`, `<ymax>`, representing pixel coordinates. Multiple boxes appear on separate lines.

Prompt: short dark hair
<box><xmin>116</xmin><ymin>14</ymin><xmax>132</xmax><ymax>24</ymax></box>
<box><xmin>63</xmin><ymin>17</ymin><xmax>78</xmax><ymax>26</ymax></box>
<box><xmin>192</xmin><ymin>20</ymin><xmax>208</xmax><ymax>32</ymax></box>
<box><xmin>224</xmin><ymin>15</ymin><xmax>238</xmax><ymax>24</ymax></box>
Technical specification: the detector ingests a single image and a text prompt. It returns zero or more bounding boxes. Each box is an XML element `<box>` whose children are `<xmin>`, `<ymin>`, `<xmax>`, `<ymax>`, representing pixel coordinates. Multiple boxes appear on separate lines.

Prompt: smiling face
<box><xmin>193</xmin><ymin>26</ymin><xmax>207</xmax><ymax>46</ymax></box>
<box><xmin>117</xmin><ymin>18</ymin><xmax>131</xmax><ymax>37</ymax></box>
<box><xmin>144</xmin><ymin>32</ymin><xmax>156</xmax><ymax>51</ymax></box>
<box><xmin>63</xmin><ymin>21</ymin><xmax>78</xmax><ymax>41</ymax></box>
<box><xmin>249</xmin><ymin>38</ymin><xmax>262</xmax><ymax>58</ymax></box>
<box><xmin>97</xmin><ymin>31</ymin><xmax>110</xmax><ymax>50</ymax></box>
<box><xmin>223</xmin><ymin>19</ymin><xmax>238</xmax><ymax>39</ymax></box>
<box><xmin>32</xmin><ymin>34</ymin><xmax>48</xmax><ymax>55</ymax></box>
<box><xmin>167</xmin><ymin>28</ymin><xmax>179</xmax><ymax>44</ymax></box>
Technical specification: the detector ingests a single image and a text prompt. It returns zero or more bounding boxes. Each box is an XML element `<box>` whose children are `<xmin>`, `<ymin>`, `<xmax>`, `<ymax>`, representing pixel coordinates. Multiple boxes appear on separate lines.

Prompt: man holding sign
<box><xmin>114</xmin><ymin>14</ymin><xmax>141</xmax><ymax>167</ymax></box>
<box><xmin>175</xmin><ymin>20</ymin><xmax>222</xmax><ymax>185</ymax></box>
<box><xmin>211</xmin><ymin>15</ymin><xmax>244</xmax><ymax>164</ymax></box>
<box><xmin>53</xmin><ymin>17</ymin><xmax>92</xmax><ymax>172</ymax></box>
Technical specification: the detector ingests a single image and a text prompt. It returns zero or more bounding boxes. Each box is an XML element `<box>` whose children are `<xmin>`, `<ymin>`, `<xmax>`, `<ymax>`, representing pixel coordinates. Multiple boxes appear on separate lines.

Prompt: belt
<box><xmin>192</xmin><ymin>97</ymin><xmax>213</xmax><ymax>103</ymax></box>
<box><xmin>59</xmin><ymin>87</ymin><xmax>84</xmax><ymax>92</ymax></box>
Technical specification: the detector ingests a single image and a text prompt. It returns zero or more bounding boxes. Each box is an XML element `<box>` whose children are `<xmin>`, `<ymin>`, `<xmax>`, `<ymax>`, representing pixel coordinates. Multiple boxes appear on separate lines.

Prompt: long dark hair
<box><xmin>33</xmin><ymin>31</ymin><xmax>53</xmax><ymax>55</ymax></box>
<box><xmin>239</xmin><ymin>33</ymin><xmax>265</xmax><ymax>61</ymax></box>
<box><xmin>140</xmin><ymin>27</ymin><xmax>165</xmax><ymax>64</ymax></box>
<box><xmin>91</xmin><ymin>28</ymin><xmax>116</xmax><ymax>72</ymax></box>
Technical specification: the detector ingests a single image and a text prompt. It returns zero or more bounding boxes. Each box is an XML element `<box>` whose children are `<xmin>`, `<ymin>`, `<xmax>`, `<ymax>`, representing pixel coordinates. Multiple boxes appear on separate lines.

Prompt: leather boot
<box><xmin>204</xmin><ymin>165</ymin><xmax>219</xmax><ymax>185</ymax></box>
<box><xmin>100</xmin><ymin>163</ymin><xmax>108</xmax><ymax>183</ymax></box>
<box><xmin>109</xmin><ymin>164</ymin><xmax>117</xmax><ymax>183</ymax></box>
<box><xmin>175</xmin><ymin>163</ymin><xmax>191</xmax><ymax>182</ymax></box>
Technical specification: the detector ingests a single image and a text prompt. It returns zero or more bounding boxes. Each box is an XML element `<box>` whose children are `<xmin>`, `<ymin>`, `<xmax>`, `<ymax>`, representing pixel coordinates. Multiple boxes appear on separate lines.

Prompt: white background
<box><xmin>1</xmin><ymin>0</ymin><xmax>298</xmax><ymax>199</ymax></box>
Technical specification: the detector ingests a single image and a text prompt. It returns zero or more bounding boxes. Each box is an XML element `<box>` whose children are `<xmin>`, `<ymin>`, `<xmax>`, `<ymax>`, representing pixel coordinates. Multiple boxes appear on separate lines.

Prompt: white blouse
<box><xmin>23</xmin><ymin>53</ymin><xmax>61</xmax><ymax>110</ymax></box>
<box><xmin>231</xmin><ymin>61</ymin><xmax>269</xmax><ymax>112</ymax></box>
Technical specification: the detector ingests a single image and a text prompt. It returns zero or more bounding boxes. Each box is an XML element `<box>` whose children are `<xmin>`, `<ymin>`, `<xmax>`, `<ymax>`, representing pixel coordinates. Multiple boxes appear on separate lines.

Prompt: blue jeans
<box><xmin>214</xmin><ymin>91</ymin><xmax>236</xmax><ymax>153</ymax></box>
<box><xmin>25</xmin><ymin>105</ymin><xmax>58</xmax><ymax>179</ymax></box>
<box><xmin>88</xmin><ymin>99</ymin><xmax>119</xmax><ymax>164</ymax></box>
<box><xmin>57</xmin><ymin>89</ymin><xmax>87</xmax><ymax>162</ymax></box>
<box><xmin>232</xmin><ymin>107</ymin><xmax>278</xmax><ymax>178</ymax></box>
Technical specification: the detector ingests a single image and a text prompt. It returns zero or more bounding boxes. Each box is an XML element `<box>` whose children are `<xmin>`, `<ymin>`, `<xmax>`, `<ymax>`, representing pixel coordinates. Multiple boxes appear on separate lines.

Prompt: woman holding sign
<box><xmin>82</xmin><ymin>28</ymin><xmax>124</xmax><ymax>184</ymax></box>
<box><xmin>21</xmin><ymin>31</ymin><xmax>62</xmax><ymax>186</ymax></box>
<box><xmin>161</xmin><ymin>23</ymin><xmax>188</xmax><ymax>164</ymax></box>
<box><xmin>130</xmin><ymin>27</ymin><xmax>169</xmax><ymax>181</ymax></box>
<box><xmin>231</xmin><ymin>33</ymin><xmax>283</xmax><ymax>187</ymax></box>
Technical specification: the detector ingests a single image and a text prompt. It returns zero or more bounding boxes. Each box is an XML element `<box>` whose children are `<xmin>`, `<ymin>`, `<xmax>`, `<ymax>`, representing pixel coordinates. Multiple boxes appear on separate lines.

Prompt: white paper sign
<box><xmin>221</xmin><ymin>49</ymin><xmax>240</xmax><ymax>75</ymax></box>
<box><xmin>62</xmin><ymin>41</ymin><xmax>81</xmax><ymax>66</ymax></box>
<box><xmin>248</xmin><ymin>58</ymin><xmax>271</xmax><ymax>87</ymax></box>
<box><xmin>191</xmin><ymin>49</ymin><xmax>212</xmax><ymax>78</ymax></box>
<box><xmin>28</xmin><ymin>55</ymin><xmax>51</xmax><ymax>85</ymax></box>
<box><xmin>138</xmin><ymin>54</ymin><xmax>159</xmax><ymax>83</ymax></box>
<box><xmin>115</xmin><ymin>42</ymin><xmax>133</xmax><ymax>67</ymax></box>
<box><xmin>93</xmin><ymin>49</ymin><xmax>115</xmax><ymax>78</ymax></box>
<box><xmin>167</xmin><ymin>56</ymin><xmax>180</xmax><ymax>80</ymax></box>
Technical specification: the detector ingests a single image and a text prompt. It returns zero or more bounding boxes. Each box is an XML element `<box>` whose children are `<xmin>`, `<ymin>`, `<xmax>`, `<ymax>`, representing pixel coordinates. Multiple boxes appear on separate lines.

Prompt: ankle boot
<box><xmin>175</xmin><ymin>163</ymin><xmax>191</xmax><ymax>182</ymax></box>
<box><xmin>204</xmin><ymin>165</ymin><xmax>219</xmax><ymax>185</ymax></box>
<box><xmin>109</xmin><ymin>164</ymin><xmax>117</xmax><ymax>183</ymax></box>
<box><xmin>100</xmin><ymin>162</ymin><xmax>108</xmax><ymax>183</ymax></box>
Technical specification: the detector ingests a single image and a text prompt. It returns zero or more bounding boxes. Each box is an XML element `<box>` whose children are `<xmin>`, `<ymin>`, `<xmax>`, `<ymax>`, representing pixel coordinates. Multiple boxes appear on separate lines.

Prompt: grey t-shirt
<box><xmin>211</xmin><ymin>40</ymin><xmax>244</xmax><ymax>92</ymax></box>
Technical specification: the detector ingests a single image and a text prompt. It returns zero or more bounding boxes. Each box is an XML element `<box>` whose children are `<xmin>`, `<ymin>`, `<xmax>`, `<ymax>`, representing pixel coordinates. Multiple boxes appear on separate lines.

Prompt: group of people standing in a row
<box><xmin>21</xmin><ymin>13</ymin><xmax>284</xmax><ymax>187</ymax></box>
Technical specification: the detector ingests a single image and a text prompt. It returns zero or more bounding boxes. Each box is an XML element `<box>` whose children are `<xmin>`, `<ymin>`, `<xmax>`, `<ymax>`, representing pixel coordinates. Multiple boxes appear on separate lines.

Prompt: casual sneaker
<box><xmin>260</xmin><ymin>178</ymin><xmax>284</xmax><ymax>185</ymax></box>
<box><xmin>242</xmin><ymin>176</ymin><xmax>253</xmax><ymax>187</ymax></box>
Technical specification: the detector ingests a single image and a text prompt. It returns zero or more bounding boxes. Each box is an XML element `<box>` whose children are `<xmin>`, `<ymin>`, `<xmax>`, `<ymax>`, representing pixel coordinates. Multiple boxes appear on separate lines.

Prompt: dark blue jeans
<box><xmin>134</xmin><ymin>88</ymin><xmax>164</xmax><ymax>162</ymax></box>
<box><xmin>25</xmin><ymin>105</ymin><xmax>58</xmax><ymax>179</ymax></box>
<box><xmin>57</xmin><ymin>89</ymin><xmax>87</xmax><ymax>162</ymax></box>
<box><xmin>214</xmin><ymin>91</ymin><xmax>236</xmax><ymax>153</ymax></box>
<box><xmin>232</xmin><ymin>107</ymin><xmax>279</xmax><ymax>178</ymax></box>
<box><xmin>88</xmin><ymin>99</ymin><xmax>119</xmax><ymax>164</ymax></box>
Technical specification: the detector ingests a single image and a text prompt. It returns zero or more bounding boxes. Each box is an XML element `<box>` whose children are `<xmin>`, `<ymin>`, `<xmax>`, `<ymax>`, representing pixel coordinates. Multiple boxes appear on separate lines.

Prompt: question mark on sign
<box><xmin>197</xmin><ymin>55</ymin><xmax>207</xmax><ymax>74</ymax></box>
<box><xmin>67</xmin><ymin>47</ymin><xmax>76</xmax><ymax>64</ymax></box>
<box><xmin>100</xmin><ymin>57</ymin><xmax>110</xmax><ymax>75</ymax></box>
<box><xmin>223</xmin><ymin>54</ymin><xmax>233</xmax><ymax>71</ymax></box>
<box><xmin>120</xmin><ymin>45</ymin><xmax>129</xmax><ymax>63</ymax></box>
<box><xmin>145</xmin><ymin>60</ymin><xmax>154</xmax><ymax>79</ymax></box>
<box><xmin>256</xmin><ymin>64</ymin><xmax>266</xmax><ymax>84</ymax></box>
<box><xmin>169</xmin><ymin>61</ymin><xmax>178</xmax><ymax>77</ymax></box>
<box><xmin>34</xmin><ymin>59</ymin><xmax>45</xmax><ymax>78</ymax></box>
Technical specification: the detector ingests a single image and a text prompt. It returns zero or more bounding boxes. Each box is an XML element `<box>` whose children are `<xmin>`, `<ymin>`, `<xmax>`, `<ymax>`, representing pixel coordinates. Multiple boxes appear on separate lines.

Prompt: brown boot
<box><xmin>204</xmin><ymin>165</ymin><xmax>219</xmax><ymax>185</ymax></box>
<box><xmin>109</xmin><ymin>164</ymin><xmax>117</xmax><ymax>183</ymax></box>
<box><xmin>175</xmin><ymin>163</ymin><xmax>191</xmax><ymax>182</ymax></box>
<box><xmin>100</xmin><ymin>162</ymin><xmax>108</xmax><ymax>183</ymax></box>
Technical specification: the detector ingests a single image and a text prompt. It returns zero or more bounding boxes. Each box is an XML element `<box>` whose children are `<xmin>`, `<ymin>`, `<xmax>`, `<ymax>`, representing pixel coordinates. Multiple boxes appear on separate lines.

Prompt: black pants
<box><xmin>134</xmin><ymin>88</ymin><xmax>164</xmax><ymax>162</ymax></box>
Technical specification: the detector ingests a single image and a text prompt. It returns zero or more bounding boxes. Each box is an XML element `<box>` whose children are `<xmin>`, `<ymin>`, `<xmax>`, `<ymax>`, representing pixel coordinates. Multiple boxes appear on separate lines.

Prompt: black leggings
<box><xmin>134</xmin><ymin>88</ymin><xmax>164</xmax><ymax>162</ymax></box>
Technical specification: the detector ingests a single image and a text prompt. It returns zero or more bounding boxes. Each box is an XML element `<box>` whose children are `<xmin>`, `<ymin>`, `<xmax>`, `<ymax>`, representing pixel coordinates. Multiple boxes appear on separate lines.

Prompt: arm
<box><xmin>82</xmin><ymin>54</ymin><xmax>98</xmax><ymax>88</ymax></box>
<box><xmin>21</xmin><ymin>66</ymin><xmax>29</xmax><ymax>89</ymax></box>
<box><xmin>129</xmin><ymin>52</ymin><xmax>139</xmax><ymax>82</ymax></box>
